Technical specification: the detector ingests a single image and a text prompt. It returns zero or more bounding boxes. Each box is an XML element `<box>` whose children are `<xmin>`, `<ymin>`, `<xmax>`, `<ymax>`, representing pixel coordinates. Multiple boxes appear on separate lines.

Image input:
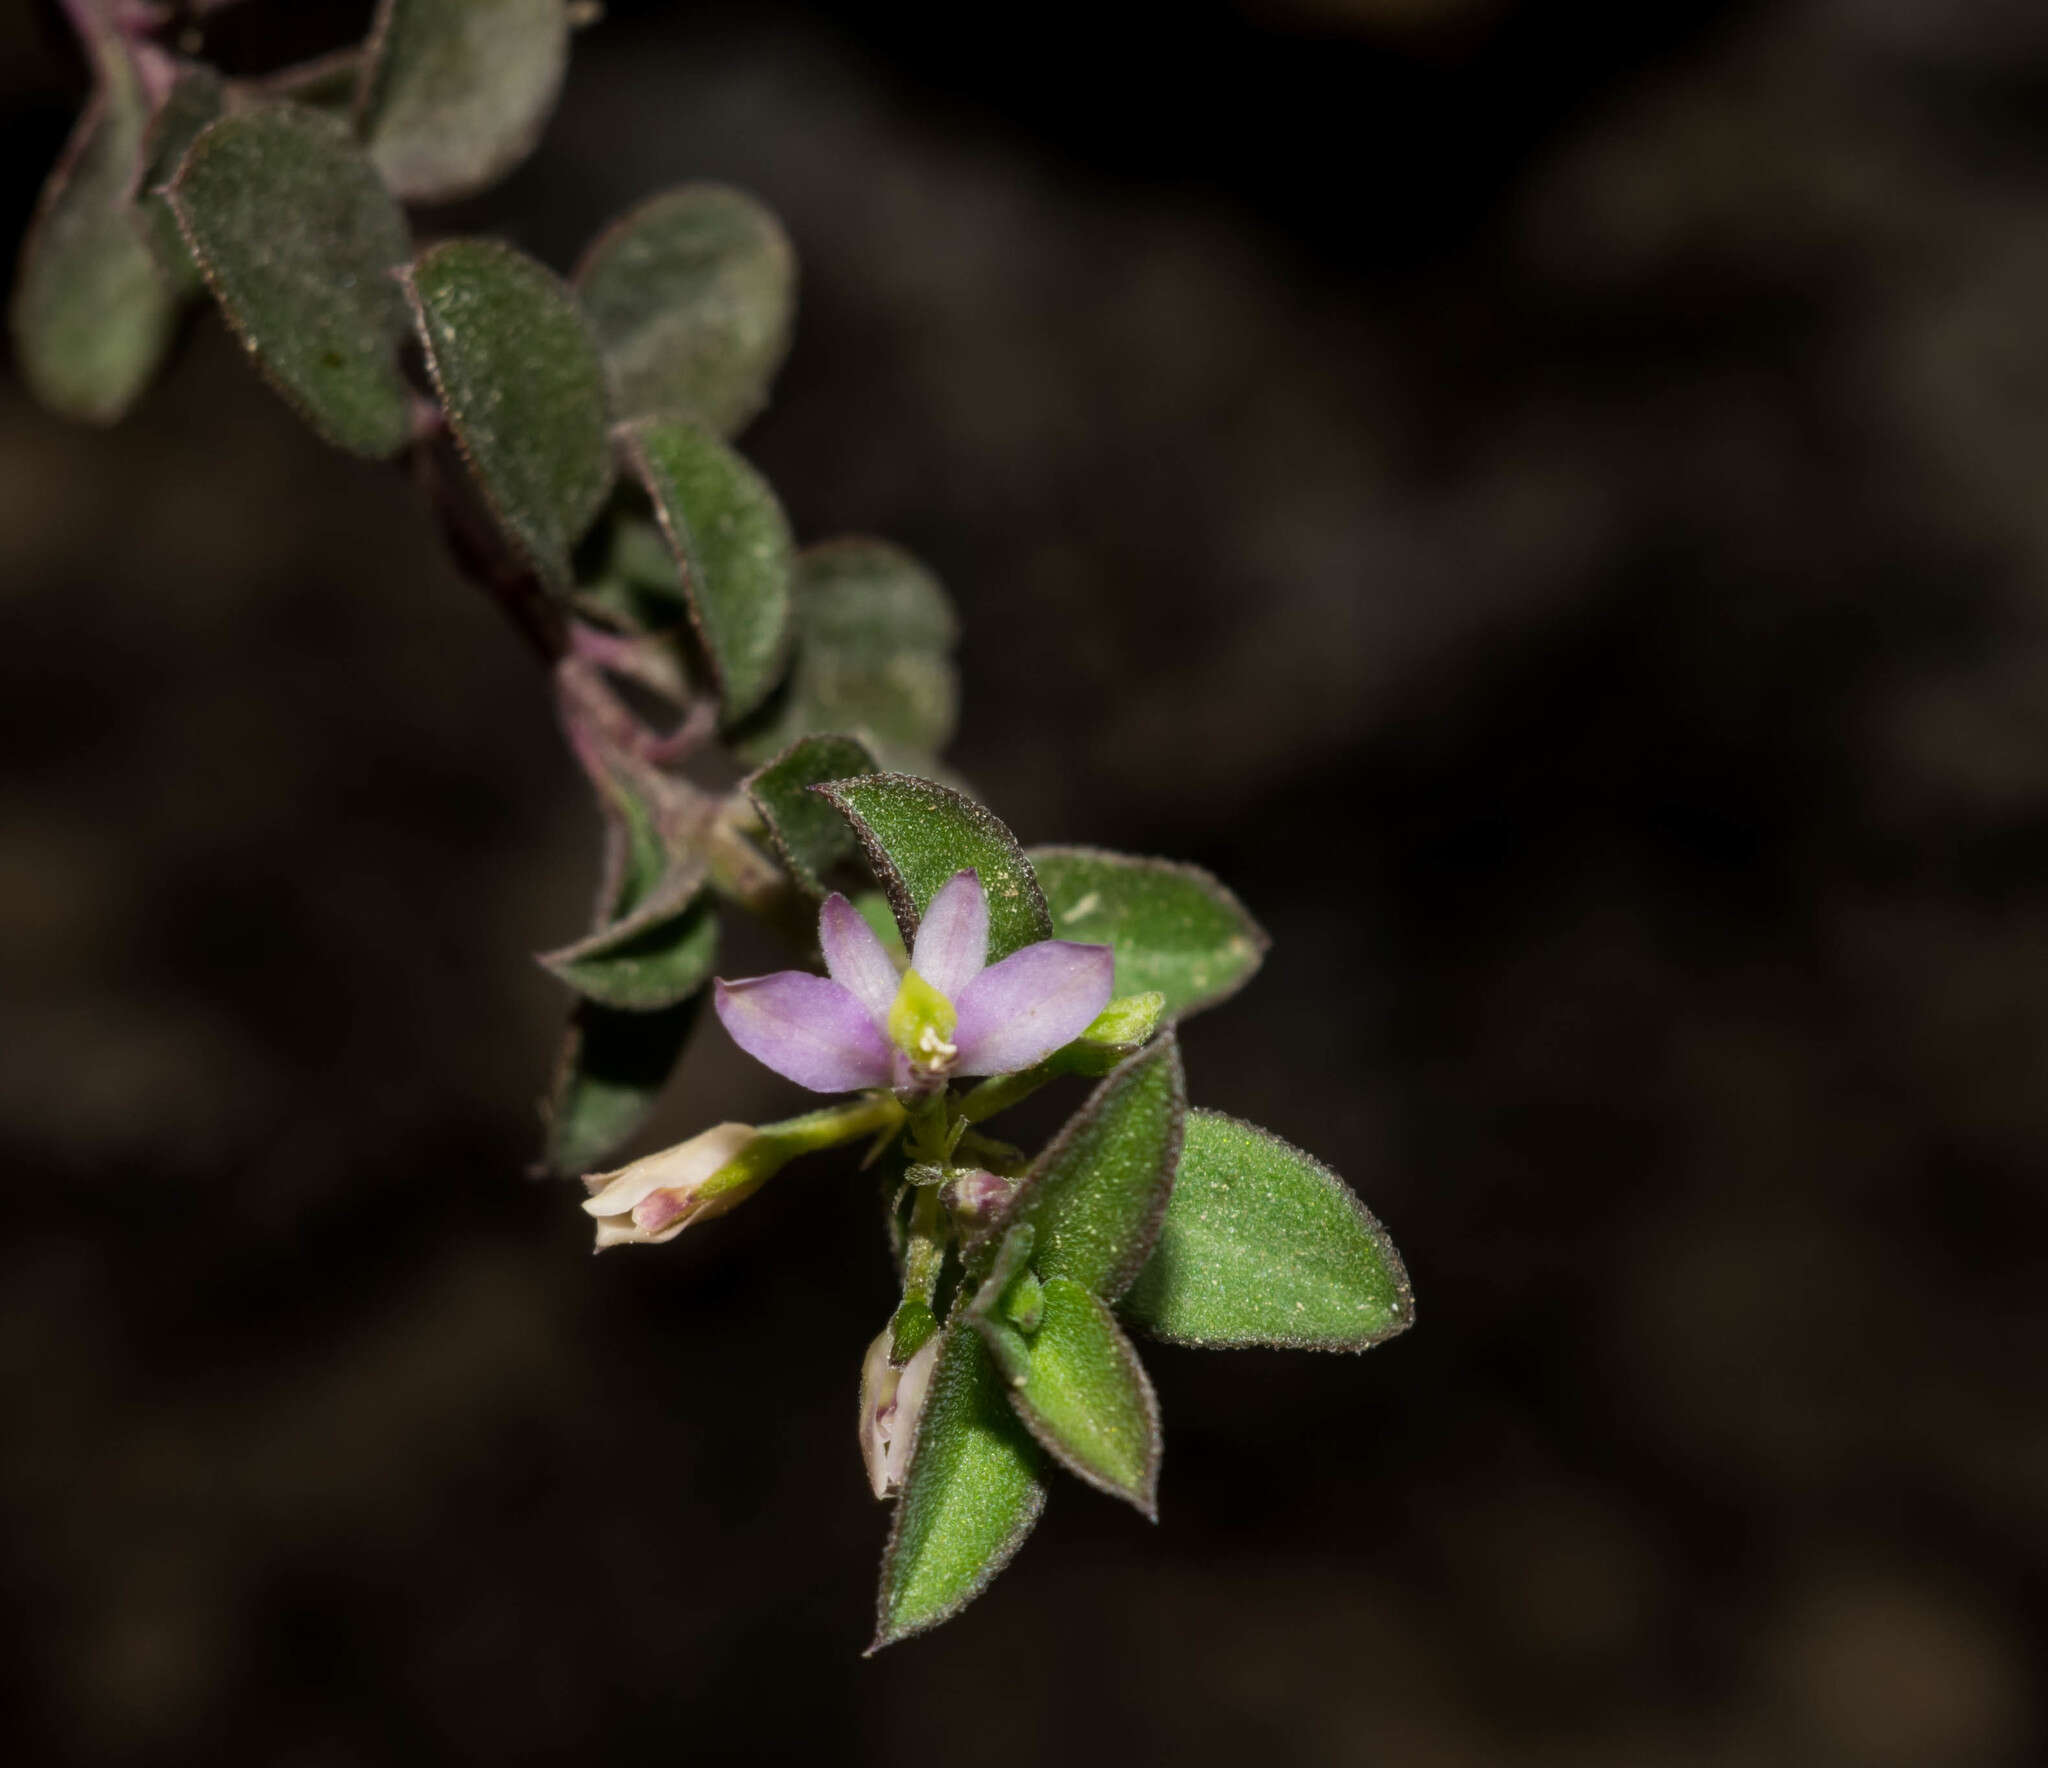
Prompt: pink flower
<box><xmin>713</xmin><ymin>869</ymin><xmax>1114</xmax><ymax>1094</ymax></box>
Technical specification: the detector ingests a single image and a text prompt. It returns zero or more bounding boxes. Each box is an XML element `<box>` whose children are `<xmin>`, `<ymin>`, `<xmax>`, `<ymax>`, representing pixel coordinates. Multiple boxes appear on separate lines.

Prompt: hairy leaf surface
<box><xmin>575</xmin><ymin>183</ymin><xmax>795</xmax><ymax>435</ymax></box>
<box><xmin>172</xmin><ymin>104</ymin><xmax>413</xmax><ymax>457</ymax></box>
<box><xmin>406</xmin><ymin>237</ymin><xmax>613</xmax><ymax>590</ymax></box>
<box><xmin>816</xmin><ymin>773</ymin><xmax>1050</xmax><ymax>963</ymax></box>
<box><xmin>1120</xmin><ymin>1109</ymin><xmax>1413</xmax><ymax>1350</ymax></box>
<box><xmin>873</xmin><ymin>1325</ymin><xmax>1045</xmax><ymax>1652</ymax></box>
<box><xmin>1030</xmin><ymin>847</ymin><xmax>1268</xmax><ymax>1020</ymax></box>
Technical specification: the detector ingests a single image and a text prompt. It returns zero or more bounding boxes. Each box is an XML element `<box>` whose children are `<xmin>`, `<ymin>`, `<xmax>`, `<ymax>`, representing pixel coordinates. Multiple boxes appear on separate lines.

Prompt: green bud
<box><xmin>1081</xmin><ymin>991</ymin><xmax>1165</xmax><ymax>1049</ymax></box>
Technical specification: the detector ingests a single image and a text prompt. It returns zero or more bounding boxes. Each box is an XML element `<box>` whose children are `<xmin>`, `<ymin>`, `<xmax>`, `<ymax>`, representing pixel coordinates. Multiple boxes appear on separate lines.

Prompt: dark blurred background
<box><xmin>4</xmin><ymin>0</ymin><xmax>2046</xmax><ymax>1761</ymax></box>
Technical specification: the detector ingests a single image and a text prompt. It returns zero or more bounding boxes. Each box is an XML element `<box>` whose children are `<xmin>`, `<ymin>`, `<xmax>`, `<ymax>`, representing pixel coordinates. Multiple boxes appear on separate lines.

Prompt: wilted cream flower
<box><xmin>581</xmin><ymin>1122</ymin><xmax>762</xmax><ymax>1250</ymax></box>
<box><xmin>859</xmin><ymin>1327</ymin><xmax>941</xmax><ymax>1498</ymax></box>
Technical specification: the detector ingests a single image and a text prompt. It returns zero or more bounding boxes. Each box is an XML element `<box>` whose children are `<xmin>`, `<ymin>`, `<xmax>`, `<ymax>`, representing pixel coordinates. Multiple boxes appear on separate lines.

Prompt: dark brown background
<box><xmin>3</xmin><ymin>1</ymin><xmax>2044</xmax><ymax>1761</ymax></box>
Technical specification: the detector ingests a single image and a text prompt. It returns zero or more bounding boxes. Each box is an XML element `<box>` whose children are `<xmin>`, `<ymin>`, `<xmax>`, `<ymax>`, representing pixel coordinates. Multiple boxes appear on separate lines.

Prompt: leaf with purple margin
<box><xmin>742</xmin><ymin>733</ymin><xmax>877</xmax><ymax>897</ymax></box>
<box><xmin>730</xmin><ymin>539</ymin><xmax>958</xmax><ymax>768</ymax></box>
<box><xmin>989</xmin><ymin>1276</ymin><xmax>1161</xmax><ymax>1519</ymax></box>
<box><xmin>986</xmin><ymin>1033</ymin><xmax>1185</xmax><ymax>1302</ymax></box>
<box><xmin>136</xmin><ymin>62</ymin><xmax>223</xmax><ymax>297</ymax></box>
<box><xmin>540</xmin><ymin>891</ymin><xmax>718</xmax><ymax>1012</ymax></box>
<box><xmin>621</xmin><ymin>418</ymin><xmax>793</xmax><ymax>723</ymax></box>
<box><xmin>540</xmin><ymin>994</ymin><xmax>700</xmax><ymax>1177</ymax></box>
<box><xmin>1119</xmin><ymin>1110</ymin><xmax>1414</xmax><ymax>1351</ymax></box>
<box><xmin>574</xmin><ymin>182</ymin><xmax>795</xmax><ymax>437</ymax></box>
<box><xmin>1029</xmin><ymin>847</ymin><xmax>1269</xmax><ymax>1022</ymax></box>
<box><xmin>357</xmin><ymin>0</ymin><xmax>569</xmax><ymax>203</ymax></box>
<box><xmin>405</xmin><ymin>237</ymin><xmax>613</xmax><ymax>591</ymax></box>
<box><xmin>871</xmin><ymin>1324</ymin><xmax>1045</xmax><ymax>1652</ymax></box>
<box><xmin>10</xmin><ymin>40</ymin><xmax>179</xmax><ymax>424</ymax></box>
<box><xmin>814</xmin><ymin>773</ymin><xmax>1050</xmax><ymax>965</ymax></box>
<box><xmin>171</xmin><ymin>104</ymin><xmax>414</xmax><ymax>458</ymax></box>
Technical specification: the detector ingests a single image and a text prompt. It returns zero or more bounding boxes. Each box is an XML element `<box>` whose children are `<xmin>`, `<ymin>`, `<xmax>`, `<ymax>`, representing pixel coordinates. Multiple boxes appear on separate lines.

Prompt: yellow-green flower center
<box><xmin>887</xmin><ymin>968</ymin><xmax>958</xmax><ymax>1072</ymax></box>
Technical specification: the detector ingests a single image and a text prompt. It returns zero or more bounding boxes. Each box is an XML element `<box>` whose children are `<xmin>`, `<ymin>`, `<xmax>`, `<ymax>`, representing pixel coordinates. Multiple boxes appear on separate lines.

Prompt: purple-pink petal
<box><xmin>911</xmin><ymin>869</ymin><xmax>988</xmax><ymax>999</ymax></box>
<box><xmin>714</xmin><ymin>972</ymin><xmax>897</xmax><ymax>1093</ymax></box>
<box><xmin>951</xmin><ymin>940</ymin><xmax>1116</xmax><ymax>1078</ymax></box>
<box><xmin>818</xmin><ymin>892</ymin><xmax>900</xmax><ymax>1026</ymax></box>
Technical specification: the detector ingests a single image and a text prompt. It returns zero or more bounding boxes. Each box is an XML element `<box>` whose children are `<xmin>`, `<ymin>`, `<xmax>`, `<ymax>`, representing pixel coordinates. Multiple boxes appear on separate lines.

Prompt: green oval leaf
<box><xmin>358</xmin><ymin>0</ymin><xmax>569</xmax><ymax>203</ymax></box>
<box><xmin>731</xmin><ymin>539</ymin><xmax>958</xmax><ymax>768</ymax></box>
<box><xmin>620</xmin><ymin>419</ymin><xmax>793</xmax><ymax>723</ymax></box>
<box><xmin>170</xmin><ymin>104</ymin><xmax>413</xmax><ymax>458</ymax></box>
<box><xmin>982</xmin><ymin>1275</ymin><xmax>1161</xmax><ymax>1518</ymax></box>
<box><xmin>872</xmin><ymin>1324</ymin><xmax>1045</xmax><ymax>1653</ymax></box>
<box><xmin>540</xmin><ymin>994</ymin><xmax>700</xmax><ymax>1176</ymax></box>
<box><xmin>539</xmin><ymin>893</ymin><xmax>718</xmax><ymax>1012</ymax></box>
<box><xmin>1119</xmin><ymin>1109</ymin><xmax>1414</xmax><ymax>1351</ymax></box>
<box><xmin>814</xmin><ymin>773</ymin><xmax>1050</xmax><ymax>965</ymax></box>
<box><xmin>136</xmin><ymin>62</ymin><xmax>224</xmax><ymax>297</ymax></box>
<box><xmin>405</xmin><ymin>237</ymin><xmax>613</xmax><ymax>590</ymax></box>
<box><xmin>10</xmin><ymin>57</ymin><xmax>179</xmax><ymax>424</ymax></box>
<box><xmin>1029</xmin><ymin>847</ymin><xmax>1269</xmax><ymax>1021</ymax></box>
<box><xmin>574</xmin><ymin>183</ymin><xmax>795</xmax><ymax>435</ymax></box>
<box><xmin>742</xmin><ymin>733</ymin><xmax>878</xmax><ymax>897</ymax></box>
<box><xmin>995</xmin><ymin>1033</ymin><xmax>1186</xmax><ymax>1302</ymax></box>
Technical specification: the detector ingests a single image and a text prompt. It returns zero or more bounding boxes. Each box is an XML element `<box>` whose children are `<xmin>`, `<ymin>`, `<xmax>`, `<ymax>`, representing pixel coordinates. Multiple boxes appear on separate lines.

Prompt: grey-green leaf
<box><xmin>814</xmin><ymin>773</ymin><xmax>1050</xmax><ymax>964</ymax></box>
<box><xmin>987</xmin><ymin>1276</ymin><xmax>1161</xmax><ymax>1518</ymax></box>
<box><xmin>574</xmin><ymin>183</ymin><xmax>795</xmax><ymax>436</ymax></box>
<box><xmin>731</xmin><ymin>539</ymin><xmax>958</xmax><ymax>768</ymax></box>
<box><xmin>742</xmin><ymin>734</ymin><xmax>878</xmax><ymax>896</ymax></box>
<box><xmin>136</xmin><ymin>63</ymin><xmax>224</xmax><ymax>297</ymax></box>
<box><xmin>539</xmin><ymin>893</ymin><xmax>718</xmax><ymax>1012</ymax></box>
<box><xmin>1030</xmin><ymin>847</ymin><xmax>1269</xmax><ymax>1021</ymax></box>
<box><xmin>1119</xmin><ymin>1109</ymin><xmax>1414</xmax><ymax>1351</ymax></box>
<box><xmin>405</xmin><ymin>237</ymin><xmax>613</xmax><ymax>590</ymax></box>
<box><xmin>11</xmin><ymin>60</ymin><xmax>179</xmax><ymax>424</ymax></box>
<box><xmin>170</xmin><ymin>104</ymin><xmax>413</xmax><ymax>458</ymax></box>
<box><xmin>872</xmin><ymin>1324</ymin><xmax>1045</xmax><ymax>1653</ymax></box>
<box><xmin>540</xmin><ymin>994</ymin><xmax>699</xmax><ymax>1176</ymax></box>
<box><xmin>994</xmin><ymin>1034</ymin><xmax>1186</xmax><ymax>1302</ymax></box>
<box><xmin>621</xmin><ymin>419</ymin><xmax>793</xmax><ymax>722</ymax></box>
<box><xmin>358</xmin><ymin>0</ymin><xmax>569</xmax><ymax>203</ymax></box>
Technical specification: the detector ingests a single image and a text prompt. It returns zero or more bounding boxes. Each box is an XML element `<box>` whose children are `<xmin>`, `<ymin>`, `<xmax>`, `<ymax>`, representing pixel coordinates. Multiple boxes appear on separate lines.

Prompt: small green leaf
<box><xmin>872</xmin><ymin>1325</ymin><xmax>1045</xmax><ymax>1653</ymax></box>
<box><xmin>620</xmin><ymin>419</ymin><xmax>793</xmax><ymax>723</ymax></box>
<box><xmin>405</xmin><ymin>237</ymin><xmax>613</xmax><ymax>590</ymax></box>
<box><xmin>574</xmin><ymin>183</ymin><xmax>795</xmax><ymax>436</ymax></box>
<box><xmin>546</xmin><ymin>673</ymin><xmax>716</xmax><ymax>1009</ymax></box>
<box><xmin>540</xmin><ymin>994</ymin><xmax>699</xmax><ymax>1176</ymax></box>
<box><xmin>988</xmin><ymin>1276</ymin><xmax>1161</xmax><ymax>1518</ymax></box>
<box><xmin>731</xmin><ymin>539</ymin><xmax>958</xmax><ymax>767</ymax></box>
<box><xmin>889</xmin><ymin>1296</ymin><xmax>939</xmax><ymax>1363</ymax></box>
<box><xmin>136</xmin><ymin>63</ymin><xmax>224</xmax><ymax>297</ymax></box>
<box><xmin>11</xmin><ymin>55</ymin><xmax>179</xmax><ymax>424</ymax></box>
<box><xmin>1119</xmin><ymin>1109</ymin><xmax>1414</xmax><ymax>1351</ymax></box>
<box><xmin>742</xmin><ymin>734</ymin><xmax>878</xmax><ymax>896</ymax></box>
<box><xmin>357</xmin><ymin>0</ymin><xmax>569</xmax><ymax>203</ymax></box>
<box><xmin>814</xmin><ymin>773</ymin><xmax>1050</xmax><ymax>964</ymax></box>
<box><xmin>1030</xmin><ymin>848</ymin><xmax>1269</xmax><ymax>1021</ymax></box>
<box><xmin>993</xmin><ymin>1034</ymin><xmax>1186</xmax><ymax>1301</ymax></box>
<box><xmin>170</xmin><ymin>104</ymin><xmax>413</xmax><ymax>458</ymax></box>
<box><xmin>539</xmin><ymin>892</ymin><xmax>718</xmax><ymax>1012</ymax></box>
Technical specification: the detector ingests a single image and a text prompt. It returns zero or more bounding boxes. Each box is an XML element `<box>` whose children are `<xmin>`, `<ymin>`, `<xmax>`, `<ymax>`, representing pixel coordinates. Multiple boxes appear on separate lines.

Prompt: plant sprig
<box><xmin>12</xmin><ymin>0</ymin><xmax>1413</xmax><ymax>1650</ymax></box>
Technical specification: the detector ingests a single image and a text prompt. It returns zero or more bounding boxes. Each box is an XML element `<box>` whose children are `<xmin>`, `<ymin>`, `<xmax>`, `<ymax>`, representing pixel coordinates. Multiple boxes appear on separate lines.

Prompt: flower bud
<box><xmin>941</xmin><ymin>1167</ymin><xmax>1016</xmax><ymax>1235</ymax></box>
<box><xmin>581</xmin><ymin>1122</ymin><xmax>762</xmax><ymax>1250</ymax></box>
<box><xmin>859</xmin><ymin>1327</ymin><xmax>941</xmax><ymax>1499</ymax></box>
